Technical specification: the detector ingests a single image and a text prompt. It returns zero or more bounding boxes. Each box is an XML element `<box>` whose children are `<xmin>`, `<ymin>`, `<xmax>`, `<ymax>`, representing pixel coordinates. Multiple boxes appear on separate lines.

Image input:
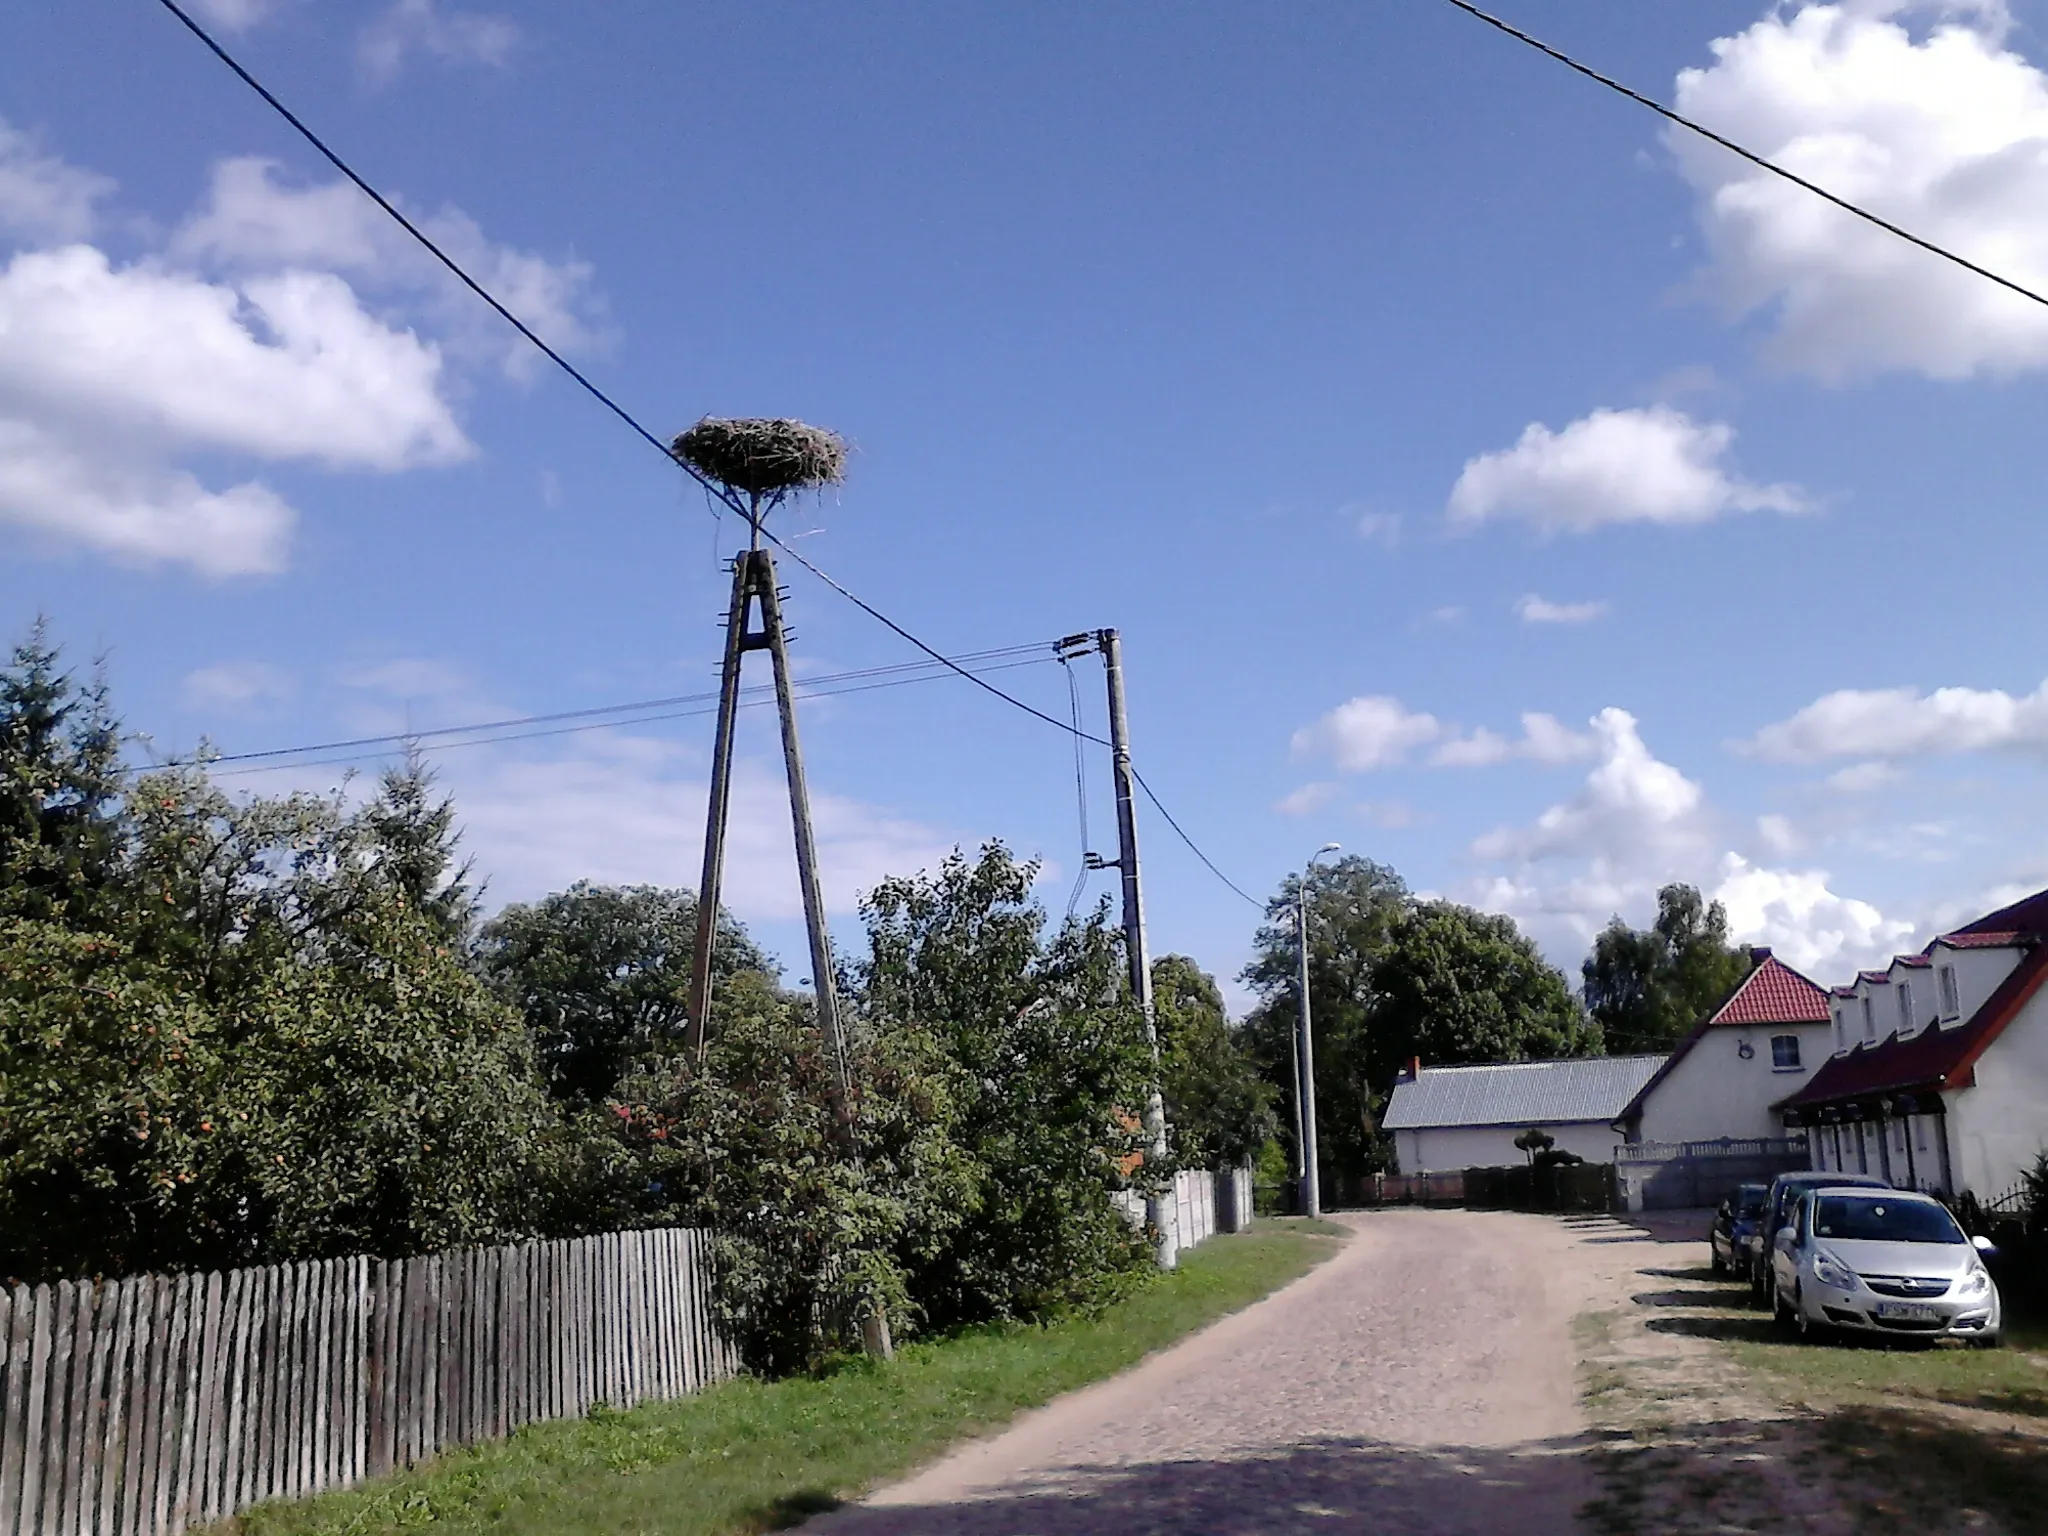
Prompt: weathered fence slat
<box><xmin>3</xmin><ymin>1230</ymin><xmax>729</xmax><ymax>1536</ymax></box>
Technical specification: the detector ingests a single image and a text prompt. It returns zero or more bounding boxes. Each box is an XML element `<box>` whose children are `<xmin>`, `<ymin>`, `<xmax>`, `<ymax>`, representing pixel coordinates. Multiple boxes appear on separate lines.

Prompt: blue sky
<box><xmin>6</xmin><ymin>0</ymin><xmax>2048</xmax><ymax>1006</ymax></box>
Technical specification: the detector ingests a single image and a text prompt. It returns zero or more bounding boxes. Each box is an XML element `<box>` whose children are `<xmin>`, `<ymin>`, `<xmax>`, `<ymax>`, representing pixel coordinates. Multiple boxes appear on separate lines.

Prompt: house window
<box><xmin>1898</xmin><ymin>984</ymin><xmax>1914</xmax><ymax>1035</ymax></box>
<box><xmin>1938</xmin><ymin>965</ymin><xmax>1960</xmax><ymax>1020</ymax></box>
<box><xmin>1861</xmin><ymin>995</ymin><xmax>1876</xmax><ymax>1042</ymax></box>
<box><xmin>1915</xmin><ymin>1116</ymin><xmax>1928</xmax><ymax>1152</ymax></box>
<box><xmin>1770</xmin><ymin>1034</ymin><xmax>1802</xmax><ymax>1071</ymax></box>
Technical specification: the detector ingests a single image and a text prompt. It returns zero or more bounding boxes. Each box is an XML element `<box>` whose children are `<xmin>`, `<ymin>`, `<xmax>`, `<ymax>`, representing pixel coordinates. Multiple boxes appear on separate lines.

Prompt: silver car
<box><xmin>1770</xmin><ymin>1186</ymin><xmax>2001</xmax><ymax>1344</ymax></box>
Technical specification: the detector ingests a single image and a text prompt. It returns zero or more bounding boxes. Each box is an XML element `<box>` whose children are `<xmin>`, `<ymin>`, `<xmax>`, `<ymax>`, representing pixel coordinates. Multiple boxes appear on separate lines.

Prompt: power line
<box><xmin>148</xmin><ymin>0</ymin><xmax>1265</xmax><ymax>911</ymax></box>
<box><xmin>174</xmin><ymin>652</ymin><xmax>1059</xmax><ymax>778</ymax></box>
<box><xmin>1437</xmin><ymin>0</ymin><xmax>2048</xmax><ymax>316</ymax></box>
<box><xmin>1131</xmin><ymin>769</ymin><xmax>1265</xmax><ymax>910</ymax></box>
<box><xmin>148</xmin><ymin>645</ymin><xmax>1049</xmax><ymax>770</ymax></box>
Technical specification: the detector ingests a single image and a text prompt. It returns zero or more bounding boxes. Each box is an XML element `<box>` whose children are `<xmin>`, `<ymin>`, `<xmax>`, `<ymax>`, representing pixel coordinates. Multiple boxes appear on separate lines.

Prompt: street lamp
<box><xmin>1296</xmin><ymin>842</ymin><xmax>1340</xmax><ymax>1219</ymax></box>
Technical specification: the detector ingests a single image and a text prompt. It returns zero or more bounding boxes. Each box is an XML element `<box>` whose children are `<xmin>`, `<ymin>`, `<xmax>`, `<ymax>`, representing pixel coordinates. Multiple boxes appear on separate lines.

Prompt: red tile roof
<box><xmin>1617</xmin><ymin>956</ymin><xmax>1832</xmax><ymax>1127</ymax></box>
<box><xmin>1711</xmin><ymin>955</ymin><xmax>1833</xmax><ymax>1026</ymax></box>
<box><xmin>1894</xmin><ymin>955</ymin><xmax>1932</xmax><ymax>969</ymax></box>
<box><xmin>1935</xmin><ymin>931</ymin><xmax>2026</xmax><ymax>950</ymax></box>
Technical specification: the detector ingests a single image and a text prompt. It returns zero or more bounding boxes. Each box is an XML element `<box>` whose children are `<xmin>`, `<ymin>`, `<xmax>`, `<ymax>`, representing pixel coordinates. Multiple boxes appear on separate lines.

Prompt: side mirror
<box><xmin>1972</xmin><ymin>1234</ymin><xmax>1997</xmax><ymax>1256</ymax></box>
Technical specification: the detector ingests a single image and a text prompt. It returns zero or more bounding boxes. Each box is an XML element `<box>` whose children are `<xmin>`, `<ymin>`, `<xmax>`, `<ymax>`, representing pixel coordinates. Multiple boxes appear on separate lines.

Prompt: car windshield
<box><xmin>1812</xmin><ymin>1195</ymin><xmax>1965</xmax><ymax>1245</ymax></box>
<box><xmin>1736</xmin><ymin>1189</ymin><xmax>1767</xmax><ymax>1215</ymax></box>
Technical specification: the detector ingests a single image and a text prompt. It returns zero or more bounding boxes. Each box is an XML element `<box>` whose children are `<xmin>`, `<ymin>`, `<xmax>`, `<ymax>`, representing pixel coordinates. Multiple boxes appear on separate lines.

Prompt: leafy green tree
<box><xmin>858</xmin><ymin>844</ymin><xmax>1153</xmax><ymax>1330</ymax></box>
<box><xmin>478</xmin><ymin>882</ymin><xmax>772</xmax><ymax>1105</ymax></box>
<box><xmin>1241</xmin><ymin>867</ymin><xmax>1594</xmax><ymax>1188</ymax></box>
<box><xmin>609</xmin><ymin>971</ymin><xmax>974</xmax><ymax>1373</ymax></box>
<box><xmin>208</xmin><ymin>892</ymin><xmax>558</xmax><ymax>1266</ymax></box>
<box><xmin>0</xmin><ymin>917</ymin><xmax>215</xmax><ymax>1283</ymax></box>
<box><xmin>1368</xmin><ymin>900</ymin><xmax>1598</xmax><ymax>1079</ymax></box>
<box><xmin>1583</xmin><ymin>884</ymin><xmax>1754</xmax><ymax>1054</ymax></box>
<box><xmin>1152</xmin><ymin>954</ymin><xmax>1275</xmax><ymax>1169</ymax></box>
<box><xmin>0</xmin><ymin>622</ymin><xmax>122</xmax><ymax>924</ymax></box>
<box><xmin>1240</xmin><ymin>856</ymin><xmax>1409</xmax><ymax>1185</ymax></box>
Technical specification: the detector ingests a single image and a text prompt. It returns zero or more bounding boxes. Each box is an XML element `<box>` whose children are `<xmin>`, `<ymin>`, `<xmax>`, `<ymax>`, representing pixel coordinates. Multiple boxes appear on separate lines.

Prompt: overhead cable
<box><xmin>1437</xmin><ymin>0</ymin><xmax>2048</xmax><ymax>316</ymax></box>
<box><xmin>148</xmin><ymin>0</ymin><xmax>1264</xmax><ymax>911</ymax></box>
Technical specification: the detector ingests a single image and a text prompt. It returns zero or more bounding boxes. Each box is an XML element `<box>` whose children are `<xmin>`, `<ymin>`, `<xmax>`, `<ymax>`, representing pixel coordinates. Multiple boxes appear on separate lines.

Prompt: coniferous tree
<box><xmin>0</xmin><ymin>621</ymin><xmax>123</xmax><ymax>923</ymax></box>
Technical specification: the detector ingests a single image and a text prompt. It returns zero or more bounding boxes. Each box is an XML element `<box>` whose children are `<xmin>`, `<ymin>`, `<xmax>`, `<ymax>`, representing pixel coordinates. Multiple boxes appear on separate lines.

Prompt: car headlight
<box><xmin>1958</xmin><ymin>1268</ymin><xmax>1992</xmax><ymax>1297</ymax></box>
<box><xmin>1812</xmin><ymin>1250</ymin><xmax>1858</xmax><ymax>1289</ymax></box>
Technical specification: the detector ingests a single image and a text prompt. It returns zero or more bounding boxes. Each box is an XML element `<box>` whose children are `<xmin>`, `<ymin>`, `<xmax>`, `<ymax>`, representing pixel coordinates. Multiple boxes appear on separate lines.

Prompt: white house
<box><xmin>1614</xmin><ymin>949</ymin><xmax>1834</xmax><ymax>1146</ymax></box>
<box><xmin>1382</xmin><ymin>1054</ymin><xmax>1666</xmax><ymax>1173</ymax></box>
<box><xmin>1781</xmin><ymin>887</ymin><xmax>2048</xmax><ymax>1200</ymax></box>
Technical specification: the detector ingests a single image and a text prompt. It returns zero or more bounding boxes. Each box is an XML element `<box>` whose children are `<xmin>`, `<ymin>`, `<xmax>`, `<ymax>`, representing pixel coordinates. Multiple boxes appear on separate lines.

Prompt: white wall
<box><xmin>1937</xmin><ymin>943</ymin><xmax>2025</xmax><ymax>1027</ymax></box>
<box><xmin>1397</xmin><ymin>1120</ymin><xmax>1620</xmax><ymax>1173</ymax></box>
<box><xmin>1946</xmin><ymin>987</ymin><xmax>2048</xmax><ymax>1198</ymax></box>
<box><xmin>1634</xmin><ymin>1021</ymin><xmax>1832</xmax><ymax>1144</ymax></box>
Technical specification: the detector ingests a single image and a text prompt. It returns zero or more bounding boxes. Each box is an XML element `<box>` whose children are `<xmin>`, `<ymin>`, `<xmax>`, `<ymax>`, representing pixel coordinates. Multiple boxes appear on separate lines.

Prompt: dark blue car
<box><xmin>1710</xmin><ymin>1182</ymin><xmax>1769</xmax><ymax>1280</ymax></box>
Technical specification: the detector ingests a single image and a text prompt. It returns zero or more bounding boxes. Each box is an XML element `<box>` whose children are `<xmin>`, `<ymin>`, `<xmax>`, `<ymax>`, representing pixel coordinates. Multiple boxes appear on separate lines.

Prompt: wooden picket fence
<box><xmin>0</xmin><ymin>1228</ymin><xmax>736</xmax><ymax>1536</ymax></box>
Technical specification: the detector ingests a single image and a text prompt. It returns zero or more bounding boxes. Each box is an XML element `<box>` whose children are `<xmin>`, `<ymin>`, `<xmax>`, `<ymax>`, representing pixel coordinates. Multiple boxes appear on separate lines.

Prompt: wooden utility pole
<box><xmin>1097</xmin><ymin>628</ymin><xmax>1179</xmax><ymax>1269</ymax></box>
<box><xmin>671</xmin><ymin>419</ymin><xmax>890</xmax><ymax>1359</ymax></box>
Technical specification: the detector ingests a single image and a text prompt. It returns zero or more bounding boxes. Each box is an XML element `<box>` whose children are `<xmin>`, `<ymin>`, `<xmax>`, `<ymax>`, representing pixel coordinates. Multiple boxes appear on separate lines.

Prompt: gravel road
<box><xmin>812</xmin><ymin>1210</ymin><xmax>1602</xmax><ymax>1535</ymax></box>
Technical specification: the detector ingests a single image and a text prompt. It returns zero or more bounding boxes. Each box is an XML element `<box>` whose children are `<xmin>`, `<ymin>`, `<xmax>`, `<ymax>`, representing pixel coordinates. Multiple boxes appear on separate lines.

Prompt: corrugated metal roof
<box><xmin>1381</xmin><ymin>1055</ymin><xmax>1667</xmax><ymax>1131</ymax></box>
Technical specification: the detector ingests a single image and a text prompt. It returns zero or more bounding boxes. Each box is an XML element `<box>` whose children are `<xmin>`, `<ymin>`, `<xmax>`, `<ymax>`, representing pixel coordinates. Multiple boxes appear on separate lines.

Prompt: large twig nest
<box><xmin>672</xmin><ymin>417</ymin><xmax>847</xmax><ymax>499</ymax></box>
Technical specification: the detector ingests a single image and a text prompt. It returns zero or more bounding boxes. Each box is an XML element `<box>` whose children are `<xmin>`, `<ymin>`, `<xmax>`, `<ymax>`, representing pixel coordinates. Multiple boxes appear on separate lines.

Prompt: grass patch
<box><xmin>1720</xmin><ymin>1298</ymin><xmax>2048</xmax><ymax>1534</ymax></box>
<box><xmin>224</xmin><ymin>1224</ymin><xmax>1341</xmax><ymax>1536</ymax></box>
<box><xmin>1725</xmin><ymin>1314</ymin><xmax>2048</xmax><ymax>1419</ymax></box>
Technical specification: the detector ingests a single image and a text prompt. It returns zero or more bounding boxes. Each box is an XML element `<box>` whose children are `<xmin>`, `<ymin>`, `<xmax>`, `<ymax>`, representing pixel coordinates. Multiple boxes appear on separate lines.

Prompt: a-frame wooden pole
<box><xmin>684</xmin><ymin>546</ymin><xmax>757</xmax><ymax>1059</ymax></box>
<box><xmin>757</xmin><ymin>551</ymin><xmax>894</xmax><ymax>1358</ymax></box>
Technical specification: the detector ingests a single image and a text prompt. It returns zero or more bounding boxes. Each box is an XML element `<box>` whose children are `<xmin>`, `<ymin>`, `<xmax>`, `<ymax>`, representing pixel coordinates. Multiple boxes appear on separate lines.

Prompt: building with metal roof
<box><xmin>1382</xmin><ymin>1053</ymin><xmax>1666</xmax><ymax>1173</ymax></box>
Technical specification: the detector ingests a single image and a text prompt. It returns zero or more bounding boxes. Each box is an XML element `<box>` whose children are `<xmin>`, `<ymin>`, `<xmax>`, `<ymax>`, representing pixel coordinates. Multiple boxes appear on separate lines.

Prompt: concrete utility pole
<box><xmin>1097</xmin><ymin>628</ymin><xmax>1178</xmax><ymax>1269</ymax></box>
<box><xmin>1296</xmin><ymin>842</ymin><xmax>1340</xmax><ymax>1219</ymax></box>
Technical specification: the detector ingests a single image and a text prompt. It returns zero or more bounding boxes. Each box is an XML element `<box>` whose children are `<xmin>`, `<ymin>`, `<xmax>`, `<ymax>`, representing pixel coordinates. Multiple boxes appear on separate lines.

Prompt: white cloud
<box><xmin>0</xmin><ymin>419</ymin><xmax>292</xmax><ymax>577</ymax></box>
<box><xmin>1293</xmin><ymin>698</ymin><xmax>1597</xmax><ymax>773</ymax></box>
<box><xmin>1672</xmin><ymin>2</ymin><xmax>2048</xmax><ymax>378</ymax></box>
<box><xmin>1514</xmin><ymin>594</ymin><xmax>1609</xmax><ymax>625</ymax></box>
<box><xmin>175</xmin><ymin>158</ymin><xmax>599</xmax><ymax>370</ymax></box>
<box><xmin>0</xmin><ymin>119</ymin><xmax>112</xmax><ymax>243</ymax></box>
<box><xmin>1747</xmin><ymin>678</ymin><xmax>2048</xmax><ymax>760</ymax></box>
<box><xmin>1827</xmin><ymin>760</ymin><xmax>1905</xmax><ymax>792</ymax></box>
<box><xmin>1447</xmin><ymin>406</ymin><xmax>1806</xmax><ymax>532</ymax></box>
<box><xmin>183</xmin><ymin>660</ymin><xmax>295</xmax><ymax>710</ymax></box>
<box><xmin>1355</xmin><ymin>511</ymin><xmax>1403</xmax><ymax>547</ymax></box>
<box><xmin>1471</xmin><ymin>709</ymin><xmax>1709</xmax><ymax>866</ymax></box>
<box><xmin>1274</xmin><ymin>781</ymin><xmax>1342</xmax><ymax>816</ymax></box>
<box><xmin>0</xmin><ymin>137</ymin><xmax>601</xmax><ymax>578</ymax></box>
<box><xmin>0</xmin><ymin>248</ymin><xmax>468</xmax><ymax>469</ymax></box>
<box><xmin>1431</xmin><ymin>712</ymin><xmax>1597</xmax><ymax>768</ymax></box>
<box><xmin>442</xmin><ymin>738</ymin><xmax>957</xmax><ymax>925</ymax></box>
<box><xmin>1756</xmin><ymin>812</ymin><xmax>1803</xmax><ymax>857</ymax></box>
<box><xmin>360</xmin><ymin>1</ymin><xmax>519</xmax><ymax>85</ymax></box>
<box><xmin>1714</xmin><ymin>856</ymin><xmax>1914</xmax><ymax>976</ymax></box>
<box><xmin>1291</xmin><ymin>696</ymin><xmax>1440</xmax><ymax>771</ymax></box>
<box><xmin>190</xmin><ymin>0</ymin><xmax>283</xmax><ymax>28</ymax></box>
<box><xmin>1462</xmin><ymin>707</ymin><xmax>1914</xmax><ymax>978</ymax></box>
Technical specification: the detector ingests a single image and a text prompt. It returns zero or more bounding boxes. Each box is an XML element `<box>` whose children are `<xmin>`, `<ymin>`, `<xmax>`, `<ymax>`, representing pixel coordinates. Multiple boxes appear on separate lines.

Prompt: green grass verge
<box><xmin>1719</xmin><ymin>1293</ymin><xmax>2048</xmax><ymax>1532</ymax></box>
<box><xmin>227</xmin><ymin>1223</ymin><xmax>1343</xmax><ymax>1536</ymax></box>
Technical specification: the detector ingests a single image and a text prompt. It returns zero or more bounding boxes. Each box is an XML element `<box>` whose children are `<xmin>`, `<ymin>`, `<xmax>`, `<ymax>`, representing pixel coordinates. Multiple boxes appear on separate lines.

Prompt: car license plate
<box><xmin>1876</xmin><ymin>1301</ymin><xmax>1939</xmax><ymax>1321</ymax></box>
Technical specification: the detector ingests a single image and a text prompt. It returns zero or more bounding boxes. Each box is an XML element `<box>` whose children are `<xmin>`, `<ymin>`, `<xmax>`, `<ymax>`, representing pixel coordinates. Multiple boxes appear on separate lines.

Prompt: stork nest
<box><xmin>671</xmin><ymin>417</ymin><xmax>847</xmax><ymax>498</ymax></box>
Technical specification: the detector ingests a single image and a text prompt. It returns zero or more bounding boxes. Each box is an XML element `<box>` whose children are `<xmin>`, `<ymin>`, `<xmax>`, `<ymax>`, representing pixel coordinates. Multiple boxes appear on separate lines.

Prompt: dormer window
<box><xmin>1938</xmin><ymin>964</ymin><xmax>1960</xmax><ymax>1021</ymax></box>
<box><xmin>1861</xmin><ymin>995</ymin><xmax>1875</xmax><ymax>1042</ymax></box>
<box><xmin>1897</xmin><ymin>983</ymin><xmax>1915</xmax><ymax>1036</ymax></box>
<box><xmin>1833</xmin><ymin>1006</ymin><xmax>1846</xmax><ymax>1055</ymax></box>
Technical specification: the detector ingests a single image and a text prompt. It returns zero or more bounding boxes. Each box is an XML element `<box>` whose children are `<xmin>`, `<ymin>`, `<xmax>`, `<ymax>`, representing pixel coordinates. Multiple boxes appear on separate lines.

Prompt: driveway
<box><xmin>811</xmin><ymin>1208</ymin><xmax>1605</xmax><ymax>1535</ymax></box>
